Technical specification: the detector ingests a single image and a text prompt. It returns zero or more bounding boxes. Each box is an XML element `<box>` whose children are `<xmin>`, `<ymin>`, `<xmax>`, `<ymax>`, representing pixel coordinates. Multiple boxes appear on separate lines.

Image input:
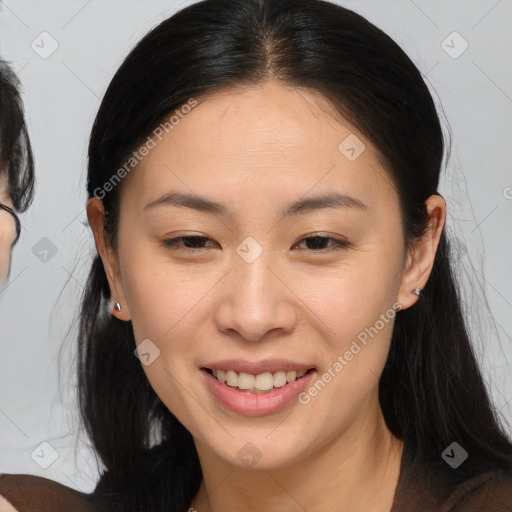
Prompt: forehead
<box><xmin>124</xmin><ymin>82</ymin><xmax>395</xmax><ymax>208</ymax></box>
<box><xmin>162</xmin><ymin>82</ymin><xmax>369</xmax><ymax>162</ymax></box>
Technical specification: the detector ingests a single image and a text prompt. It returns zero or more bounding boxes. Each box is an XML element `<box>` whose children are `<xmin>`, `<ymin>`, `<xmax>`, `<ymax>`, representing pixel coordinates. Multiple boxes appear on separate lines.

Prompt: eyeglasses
<box><xmin>0</xmin><ymin>203</ymin><xmax>21</xmax><ymax>246</ymax></box>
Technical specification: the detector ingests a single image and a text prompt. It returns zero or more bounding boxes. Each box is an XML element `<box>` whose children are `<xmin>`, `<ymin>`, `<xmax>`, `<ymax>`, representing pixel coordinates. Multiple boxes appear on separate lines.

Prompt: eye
<box><xmin>161</xmin><ymin>234</ymin><xmax>350</xmax><ymax>253</ymax></box>
<box><xmin>293</xmin><ymin>234</ymin><xmax>350</xmax><ymax>252</ymax></box>
<box><xmin>161</xmin><ymin>235</ymin><xmax>217</xmax><ymax>253</ymax></box>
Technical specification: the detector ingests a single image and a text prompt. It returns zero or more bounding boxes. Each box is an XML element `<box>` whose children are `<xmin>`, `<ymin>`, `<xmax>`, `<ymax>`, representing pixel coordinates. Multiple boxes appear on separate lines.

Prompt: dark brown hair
<box><xmin>0</xmin><ymin>59</ymin><xmax>34</xmax><ymax>212</ymax></box>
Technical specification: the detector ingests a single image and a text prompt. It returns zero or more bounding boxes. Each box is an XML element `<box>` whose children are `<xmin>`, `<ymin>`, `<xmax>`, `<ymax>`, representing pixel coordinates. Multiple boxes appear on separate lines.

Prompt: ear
<box><xmin>86</xmin><ymin>197</ymin><xmax>131</xmax><ymax>321</ymax></box>
<box><xmin>398</xmin><ymin>194</ymin><xmax>446</xmax><ymax>310</ymax></box>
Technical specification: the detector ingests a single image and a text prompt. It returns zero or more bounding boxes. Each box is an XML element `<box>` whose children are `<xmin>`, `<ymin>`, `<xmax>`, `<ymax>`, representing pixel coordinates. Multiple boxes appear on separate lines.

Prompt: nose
<box><xmin>213</xmin><ymin>252</ymin><xmax>297</xmax><ymax>343</ymax></box>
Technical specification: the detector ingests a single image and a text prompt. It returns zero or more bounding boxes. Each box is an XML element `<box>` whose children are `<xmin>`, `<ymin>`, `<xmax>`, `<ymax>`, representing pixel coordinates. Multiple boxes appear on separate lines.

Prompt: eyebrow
<box><xmin>144</xmin><ymin>190</ymin><xmax>367</xmax><ymax>218</ymax></box>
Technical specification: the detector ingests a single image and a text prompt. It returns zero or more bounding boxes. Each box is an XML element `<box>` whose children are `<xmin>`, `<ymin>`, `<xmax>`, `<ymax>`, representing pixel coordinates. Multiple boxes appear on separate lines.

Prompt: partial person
<box><xmin>0</xmin><ymin>59</ymin><xmax>34</xmax><ymax>291</ymax></box>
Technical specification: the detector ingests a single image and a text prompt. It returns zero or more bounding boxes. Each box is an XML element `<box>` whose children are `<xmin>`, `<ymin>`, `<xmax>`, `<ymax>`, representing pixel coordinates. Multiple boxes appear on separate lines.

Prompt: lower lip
<box><xmin>201</xmin><ymin>368</ymin><xmax>317</xmax><ymax>416</ymax></box>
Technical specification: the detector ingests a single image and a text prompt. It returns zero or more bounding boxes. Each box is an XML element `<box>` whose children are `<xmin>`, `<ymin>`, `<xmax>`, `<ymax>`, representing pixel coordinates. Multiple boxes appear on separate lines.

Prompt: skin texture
<box><xmin>88</xmin><ymin>81</ymin><xmax>446</xmax><ymax>512</ymax></box>
<box><xmin>0</xmin><ymin>496</ymin><xmax>18</xmax><ymax>512</ymax></box>
<box><xmin>0</xmin><ymin>175</ymin><xmax>16</xmax><ymax>288</ymax></box>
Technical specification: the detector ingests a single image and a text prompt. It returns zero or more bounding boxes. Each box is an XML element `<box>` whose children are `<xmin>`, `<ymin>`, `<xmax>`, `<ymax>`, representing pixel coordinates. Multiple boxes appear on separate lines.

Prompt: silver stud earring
<box><xmin>113</xmin><ymin>300</ymin><xmax>122</xmax><ymax>312</ymax></box>
<box><xmin>412</xmin><ymin>288</ymin><xmax>422</xmax><ymax>297</ymax></box>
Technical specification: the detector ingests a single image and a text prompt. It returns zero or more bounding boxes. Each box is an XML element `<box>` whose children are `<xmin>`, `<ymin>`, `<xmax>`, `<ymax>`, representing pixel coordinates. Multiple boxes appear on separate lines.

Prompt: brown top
<box><xmin>0</xmin><ymin>473</ymin><xmax>97</xmax><ymax>512</ymax></box>
<box><xmin>391</xmin><ymin>463</ymin><xmax>512</xmax><ymax>511</ymax></box>
<box><xmin>1</xmin><ymin>446</ymin><xmax>512</xmax><ymax>511</ymax></box>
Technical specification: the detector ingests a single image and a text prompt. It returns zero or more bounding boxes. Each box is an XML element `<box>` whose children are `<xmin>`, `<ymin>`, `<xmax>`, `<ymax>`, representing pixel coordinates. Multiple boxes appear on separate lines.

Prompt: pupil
<box><xmin>306</xmin><ymin>236</ymin><xmax>327</xmax><ymax>250</ymax></box>
<box><xmin>184</xmin><ymin>236</ymin><xmax>204</xmax><ymax>248</ymax></box>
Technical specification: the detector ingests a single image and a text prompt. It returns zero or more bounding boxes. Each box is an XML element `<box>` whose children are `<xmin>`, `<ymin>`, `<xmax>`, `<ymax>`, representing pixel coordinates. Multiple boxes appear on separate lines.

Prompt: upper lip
<box><xmin>201</xmin><ymin>359</ymin><xmax>316</xmax><ymax>375</ymax></box>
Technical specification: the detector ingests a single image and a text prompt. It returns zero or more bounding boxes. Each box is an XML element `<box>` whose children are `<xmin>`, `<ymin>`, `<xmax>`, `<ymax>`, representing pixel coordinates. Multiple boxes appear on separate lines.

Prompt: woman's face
<box><xmin>90</xmin><ymin>82</ymin><xmax>440</xmax><ymax>469</ymax></box>
<box><xmin>0</xmin><ymin>176</ymin><xmax>17</xmax><ymax>287</ymax></box>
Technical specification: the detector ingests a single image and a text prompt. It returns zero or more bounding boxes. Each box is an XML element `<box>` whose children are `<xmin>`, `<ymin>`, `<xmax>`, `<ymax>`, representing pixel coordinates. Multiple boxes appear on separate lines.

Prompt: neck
<box><xmin>190</xmin><ymin>392</ymin><xmax>404</xmax><ymax>512</ymax></box>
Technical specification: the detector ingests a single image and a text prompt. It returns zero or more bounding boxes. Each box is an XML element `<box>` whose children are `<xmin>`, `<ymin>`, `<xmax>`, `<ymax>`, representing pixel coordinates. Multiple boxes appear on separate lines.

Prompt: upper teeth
<box><xmin>213</xmin><ymin>369</ymin><xmax>308</xmax><ymax>391</ymax></box>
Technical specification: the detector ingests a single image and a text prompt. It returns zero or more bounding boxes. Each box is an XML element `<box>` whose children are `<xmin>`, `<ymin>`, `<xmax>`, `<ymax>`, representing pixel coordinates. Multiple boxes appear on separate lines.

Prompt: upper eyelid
<box><xmin>163</xmin><ymin>233</ymin><xmax>344</xmax><ymax>241</ymax></box>
<box><xmin>162</xmin><ymin>233</ymin><xmax>349</xmax><ymax>248</ymax></box>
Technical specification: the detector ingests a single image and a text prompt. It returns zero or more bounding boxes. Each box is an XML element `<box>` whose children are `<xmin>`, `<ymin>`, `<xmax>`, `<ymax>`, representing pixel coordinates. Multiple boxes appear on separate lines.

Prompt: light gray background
<box><xmin>0</xmin><ymin>0</ymin><xmax>511</xmax><ymax>494</ymax></box>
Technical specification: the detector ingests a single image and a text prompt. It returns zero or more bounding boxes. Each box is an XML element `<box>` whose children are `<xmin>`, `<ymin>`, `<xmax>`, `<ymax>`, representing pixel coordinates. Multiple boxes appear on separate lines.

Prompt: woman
<box><xmin>1</xmin><ymin>0</ymin><xmax>511</xmax><ymax>510</ymax></box>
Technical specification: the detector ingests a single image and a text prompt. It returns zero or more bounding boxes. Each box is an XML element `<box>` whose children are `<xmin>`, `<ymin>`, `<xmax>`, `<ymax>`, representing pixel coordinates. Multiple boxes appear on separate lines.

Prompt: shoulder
<box><xmin>0</xmin><ymin>473</ymin><xmax>98</xmax><ymax>512</ymax></box>
<box><xmin>442</xmin><ymin>470</ymin><xmax>512</xmax><ymax>511</ymax></box>
<box><xmin>392</xmin><ymin>447</ymin><xmax>512</xmax><ymax>512</ymax></box>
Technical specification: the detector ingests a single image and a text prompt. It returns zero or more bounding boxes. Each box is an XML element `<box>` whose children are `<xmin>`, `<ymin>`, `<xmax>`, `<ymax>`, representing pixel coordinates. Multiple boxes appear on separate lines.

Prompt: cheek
<box><xmin>302</xmin><ymin>249</ymin><xmax>402</xmax><ymax>399</ymax></box>
<box><xmin>295</xmin><ymin>274</ymin><xmax>399</xmax><ymax>436</ymax></box>
<box><xmin>120</xmin><ymin>255</ymin><xmax>209</xmax><ymax>419</ymax></box>
<box><xmin>0</xmin><ymin>226</ymin><xmax>14</xmax><ymax>282</ymax></box>
<box><xmin>123</xmin><ymin>258</ymin><xmax>204</xmax><ymax>344</ymax></box>
<box><xmin>317</xmin><ymin>278</ymin><xmax>396</xmax><ymax>384</ymax></box>
<box><xmin>304</xmin><ymin>252</ymin><xmax>402</xmax><ymax>340</ymax></box>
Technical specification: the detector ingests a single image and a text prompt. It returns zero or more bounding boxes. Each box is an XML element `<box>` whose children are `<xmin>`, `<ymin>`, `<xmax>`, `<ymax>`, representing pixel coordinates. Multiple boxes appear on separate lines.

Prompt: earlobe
<box><xmin>109</xmin><ymin>262</ymin><xmax>131</xmax><ymax>321</ymax></box>
<box><xmin>397</xmin><ymin>194</ymin><xmax>446</xmax><ymax>310</ymax></box>
<box><xmin>86</xmin><ymin>198</ymin><xmax>131</xmax><ymax>321</ymax></box>
<box><xmin>110</xmin><ymin>297</ymin><xmax>130</xmax><ymax>321</ymax></box>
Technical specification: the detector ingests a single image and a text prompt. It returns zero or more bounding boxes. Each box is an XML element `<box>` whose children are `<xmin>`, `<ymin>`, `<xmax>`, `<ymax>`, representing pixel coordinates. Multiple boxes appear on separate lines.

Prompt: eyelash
<box><xmin>161</xmin><ymin>234</ymin><xmax>350</xmax><ymax>254</ymax></box>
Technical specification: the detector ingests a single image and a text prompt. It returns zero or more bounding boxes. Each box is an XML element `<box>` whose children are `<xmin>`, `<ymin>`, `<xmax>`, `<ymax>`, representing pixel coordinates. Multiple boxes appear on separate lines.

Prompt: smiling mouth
<box><xmin>202</xmin><ymin>367</ymin><xmax>316</xmax><ymax>394</ymax></box>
